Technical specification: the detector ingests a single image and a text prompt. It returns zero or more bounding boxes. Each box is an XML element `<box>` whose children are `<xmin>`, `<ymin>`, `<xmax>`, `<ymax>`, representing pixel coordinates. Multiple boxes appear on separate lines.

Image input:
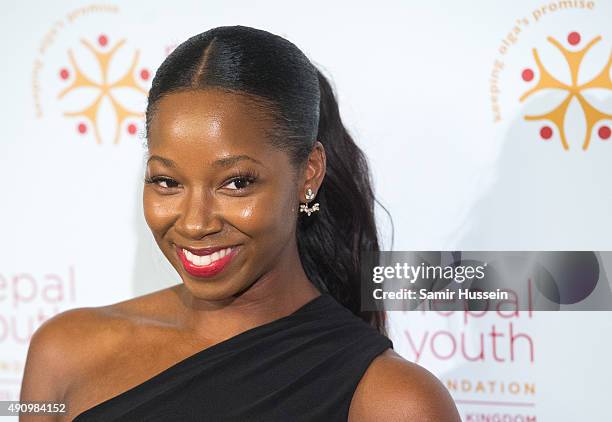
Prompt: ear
<box><xmin>299</xmin><ymin>141</ymin><xmax>326</xmax><ymax>201</ymax></box>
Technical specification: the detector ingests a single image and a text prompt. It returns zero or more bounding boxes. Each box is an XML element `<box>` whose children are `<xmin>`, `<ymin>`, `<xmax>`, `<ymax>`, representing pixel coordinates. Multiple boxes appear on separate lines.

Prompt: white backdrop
<box><xmin>2</xmin><ymin>1</ymin><xmax>612</xmax><ymax>420</ymax></box>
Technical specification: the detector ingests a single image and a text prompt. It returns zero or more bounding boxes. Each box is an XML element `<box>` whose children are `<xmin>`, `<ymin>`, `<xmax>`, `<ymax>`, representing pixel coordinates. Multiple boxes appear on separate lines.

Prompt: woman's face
<box><xmin>144</xmin><ymin>89</ymin><xmax>312</xmax><ymax>301</ymax></box>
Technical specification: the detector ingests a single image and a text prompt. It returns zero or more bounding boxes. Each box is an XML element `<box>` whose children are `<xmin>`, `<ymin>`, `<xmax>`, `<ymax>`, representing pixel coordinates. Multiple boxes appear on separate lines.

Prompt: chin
<box><xmin>181</xmin><ymin>277</ymin><xmax>257</xmax><ymax>303</ymax></box>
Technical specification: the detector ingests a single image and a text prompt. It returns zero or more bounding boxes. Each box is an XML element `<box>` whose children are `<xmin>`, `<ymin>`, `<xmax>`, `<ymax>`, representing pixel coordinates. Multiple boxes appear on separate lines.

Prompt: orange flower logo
<box><xmin>58</xmin><ymin>34</ymin><xmax>150</xmax><ymax>144</ymax></box>
<box><xmin>519</xmin><ymin>32</ymin><xmax>612</xmax><ymax>150</ymax></box>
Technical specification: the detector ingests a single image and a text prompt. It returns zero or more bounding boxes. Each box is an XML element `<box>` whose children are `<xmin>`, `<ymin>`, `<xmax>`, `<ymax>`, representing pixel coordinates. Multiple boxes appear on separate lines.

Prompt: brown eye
<box><xmin>225</xmin><ymin>177</ymin><xmax>254</xmax><ymax>190</ymax></box>
<box><xmin>158</xmin><ymin>179</ymin><xmax>178</xmax><ymax>188</ymax></box>
<box><xmin>146</xmin><ymin>177</ymin><xmax>179</xmax><ymax>189</ymax></box>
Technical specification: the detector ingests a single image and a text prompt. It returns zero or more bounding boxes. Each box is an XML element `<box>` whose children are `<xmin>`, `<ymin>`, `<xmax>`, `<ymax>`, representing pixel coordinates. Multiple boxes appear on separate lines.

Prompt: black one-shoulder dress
<box><xmin>72</xmin><ymin>293</ymin><xmax>393</xmax><ymax>421</ymax></box>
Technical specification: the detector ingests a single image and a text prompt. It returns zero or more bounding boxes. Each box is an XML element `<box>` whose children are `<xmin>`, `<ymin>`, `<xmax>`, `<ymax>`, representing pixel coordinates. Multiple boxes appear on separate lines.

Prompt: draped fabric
<box><xmin>73</xmin><ymin>293</ymin><xmax>393</xmax><ymax>421</ymax></box>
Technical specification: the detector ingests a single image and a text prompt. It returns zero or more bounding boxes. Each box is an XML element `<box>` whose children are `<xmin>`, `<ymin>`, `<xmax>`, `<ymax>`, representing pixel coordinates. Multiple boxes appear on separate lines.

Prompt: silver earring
<box><xmin>299</xmin><ymin>188</ymin><xmax>320</xmax><ymax>216</ymax></box>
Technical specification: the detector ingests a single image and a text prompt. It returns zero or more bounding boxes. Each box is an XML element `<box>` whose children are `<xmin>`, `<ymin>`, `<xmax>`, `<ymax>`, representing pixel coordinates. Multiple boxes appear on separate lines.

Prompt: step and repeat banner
<box><xmin>2</xmin><ymin>1</ymin><xmax>611</xmax><ymax>420</ymax></box>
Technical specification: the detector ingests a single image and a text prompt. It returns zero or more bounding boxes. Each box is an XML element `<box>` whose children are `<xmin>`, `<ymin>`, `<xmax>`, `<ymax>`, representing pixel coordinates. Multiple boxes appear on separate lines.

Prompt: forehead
<box><xmin>147</xmin><ymin>89</ymin><xmax>276</xmax><ymax>156</ymax></box>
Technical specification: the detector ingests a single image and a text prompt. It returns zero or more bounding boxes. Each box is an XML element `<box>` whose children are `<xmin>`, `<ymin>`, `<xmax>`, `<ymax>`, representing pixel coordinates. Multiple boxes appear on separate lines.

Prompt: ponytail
<box><xmin>297</xmin><ymin>69</ymin><xmax>389</xmax><ymax>335</ymax></box>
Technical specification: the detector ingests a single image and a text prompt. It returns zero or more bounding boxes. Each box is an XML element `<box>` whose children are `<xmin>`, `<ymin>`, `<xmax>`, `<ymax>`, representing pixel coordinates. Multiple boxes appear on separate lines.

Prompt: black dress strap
<box><xmin>73</xmin><ymin>293</ymin><xmax>393</xmax><ymax>421</ymax></box>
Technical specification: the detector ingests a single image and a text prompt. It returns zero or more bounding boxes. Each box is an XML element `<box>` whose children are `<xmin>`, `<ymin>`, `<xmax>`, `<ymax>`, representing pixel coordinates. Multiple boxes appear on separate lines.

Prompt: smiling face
<box><xmin>144</xmin><ymin>89</ymin><xmax>308</xmax><ymax>301</ymax></box>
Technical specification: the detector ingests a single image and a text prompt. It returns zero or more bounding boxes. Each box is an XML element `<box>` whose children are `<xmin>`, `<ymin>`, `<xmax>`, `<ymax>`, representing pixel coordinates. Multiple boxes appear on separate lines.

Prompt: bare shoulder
<box><xmin>348</xmin><ymin>349</ymin><xmax>461</xmax><ymax>422</ymax></box>
<box><xmin>19</xmin><ymin>286</ymin><xmax>178</xmax><ymax>404</ymax></box>
<box><xmin>18</xmin><ymin>307</ymin><xmax>117</xmax><ymax>422</ymax></box>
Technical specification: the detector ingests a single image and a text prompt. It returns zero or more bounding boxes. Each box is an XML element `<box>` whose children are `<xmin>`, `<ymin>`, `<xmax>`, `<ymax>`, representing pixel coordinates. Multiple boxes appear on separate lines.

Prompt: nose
<box><xmin>175</xmin><ymin>188</ymin><xmax>223</xmax><ymax>240</ymax></box>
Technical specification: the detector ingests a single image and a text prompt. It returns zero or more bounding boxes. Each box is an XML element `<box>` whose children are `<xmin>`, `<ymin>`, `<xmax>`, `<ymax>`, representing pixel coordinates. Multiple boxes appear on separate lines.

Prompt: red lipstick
<box><xmin>176</xmin><ymin>245</ymin><xmax>239</xmax><ymax>278</ymax></box>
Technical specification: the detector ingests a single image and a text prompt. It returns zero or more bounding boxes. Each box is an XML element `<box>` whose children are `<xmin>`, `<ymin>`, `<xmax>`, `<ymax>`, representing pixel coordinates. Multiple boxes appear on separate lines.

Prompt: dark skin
<box><xmin>19</xmin><ymin>89</ymin><xmax>460</xmax><ymax>421</ymax></box>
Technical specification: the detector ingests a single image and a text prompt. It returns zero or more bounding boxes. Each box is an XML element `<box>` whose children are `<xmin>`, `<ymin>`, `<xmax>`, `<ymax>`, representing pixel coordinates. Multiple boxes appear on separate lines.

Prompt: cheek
<box><xmin>143</xmin><ymin>190</ymin><xmax>178</xmax><ymax>237</ymax></box>
<box><xmin>221</xmin><ymin>188</ymin><xmax>296</xmax><ymax>242</ymax></box>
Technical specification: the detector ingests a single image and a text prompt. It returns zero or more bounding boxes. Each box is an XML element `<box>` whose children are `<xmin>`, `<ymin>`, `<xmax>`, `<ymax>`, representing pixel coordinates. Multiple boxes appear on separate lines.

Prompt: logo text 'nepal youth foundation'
<box><xmin>58</xmin><ymin>34</ymin><xmax>150</xmax><ymax>144</ymax></box>
<box><xmin>519</xmin><ymin>32</ymin><xmax>612</xmax><ymax>151</ymax></box>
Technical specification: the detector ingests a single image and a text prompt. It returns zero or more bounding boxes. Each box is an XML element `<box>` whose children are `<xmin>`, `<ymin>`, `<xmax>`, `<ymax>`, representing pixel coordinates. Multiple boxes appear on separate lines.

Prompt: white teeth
<box><xmin>181</xmin><ymin>247</ymin><xmax>233</xmax><ymax>266</ymax></box>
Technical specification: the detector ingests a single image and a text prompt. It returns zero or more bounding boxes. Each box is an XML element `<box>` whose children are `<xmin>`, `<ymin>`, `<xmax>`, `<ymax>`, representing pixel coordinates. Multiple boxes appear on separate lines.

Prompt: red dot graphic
<box><xmin>540</xmin><ymin>126</ymin><xmax>553</xmax><ymax>140</ymax></box>
<box><xmin>127</xmin><ymin>123</ymin><xmax>137</xmax><ymax>135</ymax></box>
<box><xmin>599</xmin><ymin>126</ymin><xmax>611</xmax><ymax>140</ymax></box>
<box><xmin>98</xmin><ymin>34</ymin><xmax>108</xmax><ymax>47</ymax></box>
<box><xmin>140</xmin><ymin>69</ymin><xmax>150</xmax><ymax>81</ymax></box>
<box><xmin>77</xmin><ymin>123</ymin><xmax>87</xmax><ymax>134</ymax></box>
<box><xmin>59</xmin><ymin>68</ymin><xmax>70</xmax><ymax>80</ymax></box>
<box><xmin>568</xmin><ymin>32</ymin><xmax>581</xmax><ymax>46</ymax></box>
<box><xmin>522</xmin><ymin>68</ymin><xmax>534</xmax><ymax>82</ymax></box>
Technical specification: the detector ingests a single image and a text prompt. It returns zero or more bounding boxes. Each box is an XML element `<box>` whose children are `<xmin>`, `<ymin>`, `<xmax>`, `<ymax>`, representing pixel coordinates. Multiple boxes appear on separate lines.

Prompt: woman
<box><xmin>20</xmin><ymin>25</ymin><xmax>460</xmax><ymax>421</ymax></box>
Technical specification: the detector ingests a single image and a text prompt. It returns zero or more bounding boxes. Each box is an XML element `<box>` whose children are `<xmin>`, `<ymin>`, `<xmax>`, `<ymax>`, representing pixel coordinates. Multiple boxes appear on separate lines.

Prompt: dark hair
<box><xmin>146</xmin><ymin>25</ymin><xmax>390</xmax><ymax>335</ymax></box>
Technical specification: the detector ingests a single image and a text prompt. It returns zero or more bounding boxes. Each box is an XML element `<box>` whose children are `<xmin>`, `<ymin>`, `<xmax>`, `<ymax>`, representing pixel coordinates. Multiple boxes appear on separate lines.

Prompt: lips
<box><xmin>175</xmin><ymin>244</ymin><xmax>239</xmax><ymax>278</ymax></box>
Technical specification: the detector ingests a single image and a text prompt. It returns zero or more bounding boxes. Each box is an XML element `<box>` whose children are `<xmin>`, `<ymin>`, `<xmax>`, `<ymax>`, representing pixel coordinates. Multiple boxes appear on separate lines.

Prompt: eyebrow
<box><xmin>146</xmin><ymin>154</ymin><xmax>265</xmax><ymax>168</ymax></box>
